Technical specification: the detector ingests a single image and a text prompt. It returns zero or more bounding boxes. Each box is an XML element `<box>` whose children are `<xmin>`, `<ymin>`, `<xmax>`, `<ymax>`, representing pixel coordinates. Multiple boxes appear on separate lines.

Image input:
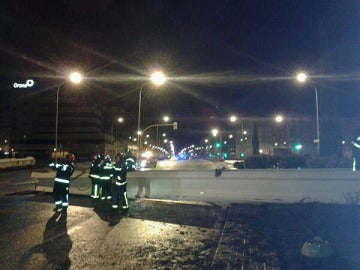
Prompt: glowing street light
<box><xmin>212</xmin><ymin>128</ymin><xmax>219</xmax><ymax>137</ymax></box>
<box><xmin>150</xmin><ymin>71</ymin><xmax>167</xmax><ymax>86</ymax></box>
<box><xmin>163</xmin><ymin>115</ymin><xmax>170</xmax><ymax>122</ymax></box>
<box><xmin>156</xmin><ymin>116</ymin><xmax>170</xmax><ymax>145</ymax></box>
<box><xmin>111</xmin><ymin>117</ymin><xmax>125</xmax><ymax>138</ymax></box>
<box><xmin>229</xmin><ymin>113</ymin><xmax>245</xmax><ymax>134</ymax></box>
<box><xmin>296</xmin><ymin>72</ymin><xmax>307</xmax><ymax>83</ymax></box>
<box><xmin>211</xmin><ymin>128</ymin><xmax>222</xmax><ymax>160</ymax></box>
<box><xmin>69</xmin><ymin>71</ymin><xmax>83</xmax><ymax>84</ymax></box>
<box><xmin>274</xmin><ymin>114</ymin><xmax>283</xmax><ymax>123</ymax></box>
<box><xmin>296</xmin><ymin>72</ymin><xmax>320</xmax><ymax>156</ymax></box>
<box><xmin>274</xmin><ymin>114</ymin><xmax>290</xmax><ymax>146</ymax></box>
<box><xmin>137</xmin><ymin>70</ymin><xmax>167</xmax><ymax>160</ymax></box>
<box><xmin>55</xmin><ymin>71</ymin><xmax>83</xmax><ymax>162</ymax></box>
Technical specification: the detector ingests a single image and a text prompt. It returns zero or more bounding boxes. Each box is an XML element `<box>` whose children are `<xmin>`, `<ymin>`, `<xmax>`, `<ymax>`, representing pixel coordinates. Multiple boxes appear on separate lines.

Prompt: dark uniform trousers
<box><xmin>99</xmin><ymin>162</ymin><xmax>113</xmax><ymax>200</ymax></box>
<box><xmin>111</xmin><ymin>162</ymin><xmax>129</xmax><ymax>209</ymax></box>
<box><xmin>53</xmin><ymin>179</ymin><xmax>70</xmax><ymax>210</ymax></box>
<box><xmin>111</xmin><ymin>180</ymin><xmax>128</xmax><ymax>209</ymax></box>
<box><xmin>89</xmin><ymin>159</ymin><xmax>101</xmax><ymax>199</ymax></box>
<box><xmin>90</xmin><ymin>176</ymin><xmax>100</xmax><ymax>198</ymax></box>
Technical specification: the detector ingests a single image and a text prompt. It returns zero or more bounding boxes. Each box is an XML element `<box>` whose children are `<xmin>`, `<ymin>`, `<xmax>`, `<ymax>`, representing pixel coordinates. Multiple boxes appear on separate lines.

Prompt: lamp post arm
<box><xmin>137</xmin><ymin>86</ymin><xmax>143</xmax><ymax>134</ymax></box>
<box><xmin>136</xmin><ymin>85</ymin><xmax>144</xmax><ymax>160</ymax></box>
<box><xmin>142</xmin><ymin>123</ymin><xmax>175</xmax><ymax>134</ymax></box>
<box><xmin>140</xmin><ymin>123</ymin><xmax>176</xmax><ymax>148</ymax></box>
<box><xmin>55</xmin><ymin>83</ymin><xmax>63</xmax><ymax>163</ymax></box>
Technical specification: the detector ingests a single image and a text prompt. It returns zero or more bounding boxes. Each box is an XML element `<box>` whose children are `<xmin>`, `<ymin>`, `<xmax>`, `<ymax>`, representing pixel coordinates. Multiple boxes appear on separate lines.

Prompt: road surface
<box><xmin>1</xmin><ymin>167</ymin><xmax>360</xmax><ymax>269</ymax></box>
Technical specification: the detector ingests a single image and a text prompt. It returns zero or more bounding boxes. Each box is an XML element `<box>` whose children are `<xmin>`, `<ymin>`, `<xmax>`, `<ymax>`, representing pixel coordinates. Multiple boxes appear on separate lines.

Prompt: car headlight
<box><xmin>140</xmin><ymin>160</ymin><xmax>147</xmax><ymax>168</ymax></box>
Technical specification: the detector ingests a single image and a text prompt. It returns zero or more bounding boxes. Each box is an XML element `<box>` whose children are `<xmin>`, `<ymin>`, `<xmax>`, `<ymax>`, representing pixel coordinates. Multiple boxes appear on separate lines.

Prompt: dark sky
<box><xmin>1</xmin><ymin>0</ymin><xmax>360</xmax><ymax>149</ymax></box>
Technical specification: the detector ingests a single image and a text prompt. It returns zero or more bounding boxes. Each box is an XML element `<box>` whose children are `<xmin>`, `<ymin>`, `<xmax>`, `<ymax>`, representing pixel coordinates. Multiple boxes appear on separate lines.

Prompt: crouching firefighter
<box><xmin>49</xmin><ymin>153</ymin><xmax>75</xmax><ymax>213</ymax></box>
<box><xmin>111</xmin><ymin>153</ymin><xmax>129</xmax><ymax>210</ymax></box>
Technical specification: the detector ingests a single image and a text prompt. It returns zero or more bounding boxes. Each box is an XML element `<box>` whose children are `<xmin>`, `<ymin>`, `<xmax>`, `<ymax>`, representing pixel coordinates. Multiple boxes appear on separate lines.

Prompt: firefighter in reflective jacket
<box><xmin>111</xmin><ymin>153</ymin><xmax>129</xmax><ymax>210</ymax></box>
<box><xmin>124</xmin><ymin>149</ymin><xmax>136</xmax><ymax>171</ymax></box>
<box><xmin>89</xmin><ymin>153</ymin><xmax>104</xmax><ymax>199</ymax></box>
<box><xmin>125</xmin><ymin>156</ymin><xmax>136</xmax><ymax>171</ymax></box>
<box><xmin>98</xmin><ymin>155</ymin><xmax>113</xmax><ymax>200</ymax></box>
<box><xmin>49</xmin><ymin>153</ymin><xmax>75</xmax><ymax>213</ymax></box>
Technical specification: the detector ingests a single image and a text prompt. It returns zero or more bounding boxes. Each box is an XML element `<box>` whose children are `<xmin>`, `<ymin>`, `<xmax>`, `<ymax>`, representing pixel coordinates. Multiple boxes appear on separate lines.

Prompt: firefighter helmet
<box><xmin>115</xmin><ymin>153</ymin><xmax>126</xmax><ymax>162</ymax></box>
<box><xmin>104</xmin><ymin>155</ymin><xmax>112</xmax><ymax>162</ymax></box>
<box><xmin>66</xmin><ymin>153</ymin><xmax>75</xmax><ymax>163</ymax></box>
<box><xmin>97</xmin><ymin>153</ymin><xmax>105</xmax><ymax>160</ymax></box>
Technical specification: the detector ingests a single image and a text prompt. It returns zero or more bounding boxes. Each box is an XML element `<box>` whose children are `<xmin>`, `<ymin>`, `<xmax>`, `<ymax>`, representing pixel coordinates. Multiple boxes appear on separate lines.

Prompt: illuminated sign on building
<box><xmin>13</xmin><ymin>79</ymin><xmax>35</xmax><ymax>88</ymax></box>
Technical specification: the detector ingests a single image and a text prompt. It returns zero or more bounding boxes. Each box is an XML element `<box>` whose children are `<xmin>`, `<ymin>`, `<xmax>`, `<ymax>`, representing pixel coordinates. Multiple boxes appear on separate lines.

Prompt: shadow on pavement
<box><xmin>92</xmin><ymin>200</ymin><xmax>126</xmax><ymax>227</ymax></box>
<box><xmin>21</xmin><ymin>191</ymin><xmax>224</xmax><ymax>229</ymax></box>
<box><xmin>19</xmin><ymin>211</ymin><xmax>72</xmax><ymax>269</ymax></box>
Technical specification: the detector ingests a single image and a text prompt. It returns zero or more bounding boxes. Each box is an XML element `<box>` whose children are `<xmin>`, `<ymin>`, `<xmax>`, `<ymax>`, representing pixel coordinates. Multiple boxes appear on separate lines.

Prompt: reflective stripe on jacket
<box><xmin>55</xmin><ymin>177</ymin><xmax>70</xmax><ymax>184</ymax></box>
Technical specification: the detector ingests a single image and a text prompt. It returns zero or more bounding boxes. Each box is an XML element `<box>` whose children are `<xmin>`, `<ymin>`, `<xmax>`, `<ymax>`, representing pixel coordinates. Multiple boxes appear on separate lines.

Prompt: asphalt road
<box><xmin>0</xmin><ymin>191</ymin><xmax>225</xmax><ymax>270</ymax></box>
<box><xmin>1</xmin><ymin>168</ymin><xmax>360</xmax><ymax>269</ymax></box>
<box><xmin>0</xmin><ymin>168</ymin><xmax>36</xmax><ymax>195</ymax></box>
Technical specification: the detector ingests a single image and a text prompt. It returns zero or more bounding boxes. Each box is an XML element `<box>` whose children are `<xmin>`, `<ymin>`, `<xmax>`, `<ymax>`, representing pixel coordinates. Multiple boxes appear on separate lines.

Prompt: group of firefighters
<box><xmin>49</xmin><ymin>152</ymin><xmax>136</xmax><ymax>213</ymax></box>
<box><xmin>89</xmin><ymin>153</ymin><xmax>136</xmax><ymax>210</ymax></box>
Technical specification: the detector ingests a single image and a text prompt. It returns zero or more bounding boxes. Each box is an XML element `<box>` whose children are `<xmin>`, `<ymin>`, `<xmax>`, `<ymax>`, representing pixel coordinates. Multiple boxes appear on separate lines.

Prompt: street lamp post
<box><xmin>55</xmin><ymin>71</ymin><xmax>82</xmax><ymax>162</ymax></box>
<box><xmin>111</xmin><ymin>117</ymin><xmax>124</xmax><ymax>139</ymax></box>
<box><xmin>136</xmin><ymin>71</ymin><xmax>167</xmax><ymax>161</ymax></box>
<box><xmin>296</xmin><ymin>72</ymin><xmax>320</xmax><ymax>156</ymax></box>
<box><xmin>212</xmin><ymin>128</ymin><xmax>222</xmax><ymax>160</ymax></box>
<box><xmin>229</xmin><ymin>114</ymin><xmax>246</xmax><ymax>158</ymax></box>
<box><xmin>137</xmin><ymin>85</ymin><xmax>143</xmax><ymax>160</ymax></box>
<box><xmin>274</xmin><ymin>114</ymin><xmax>290</xmax><ymax>147</ymax></box>
<box><xmin>313</xmin><ymin>83</ymin><xmax>320</xmax><ymax>155</ymax></box>
<box><xmin>111</xmin><ymin>117</ymin><xmax>124</xmax><ymax>154</ymax></box>
<box><xmin>55</xmin><ymin>84</ymin><xmax>61</xmax><ymax>161</ymax></box>
<box><xmin>156</xmin><ymin>115</ymin><xmax>170</xmax><ymax>145</ymax></box>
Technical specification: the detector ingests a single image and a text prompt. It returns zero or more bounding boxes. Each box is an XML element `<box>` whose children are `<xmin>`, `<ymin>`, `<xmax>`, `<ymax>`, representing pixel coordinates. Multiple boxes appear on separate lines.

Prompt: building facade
<box><xmin>0</xmin><ymin>81</ymin><xmax>113</xmax><ymax>161</ymax></box>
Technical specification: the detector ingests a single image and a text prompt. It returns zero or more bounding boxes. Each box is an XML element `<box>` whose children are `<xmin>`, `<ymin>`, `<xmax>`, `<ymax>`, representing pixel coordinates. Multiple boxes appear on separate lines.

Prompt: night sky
<box><xmin>1</xmin><ymin>0</ymin><xmax>360</xmax><ymax>150</ymax></box>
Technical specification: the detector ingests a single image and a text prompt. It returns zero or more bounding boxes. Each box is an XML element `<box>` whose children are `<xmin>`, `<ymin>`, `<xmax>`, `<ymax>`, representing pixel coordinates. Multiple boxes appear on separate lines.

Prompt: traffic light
<box><xmin>215</xmin><ymin>142</ymin><xmax>221</xmax><ymax>148</ymax></box>
<box><xmin>240</xmin><ymin>152</ymin><xmax>245</xmax><ymax>158</ymax></box>
<box><xmin>294</xmin><ymin>144</ymin><xmax>303</xmax><ymax>151</ymax></box>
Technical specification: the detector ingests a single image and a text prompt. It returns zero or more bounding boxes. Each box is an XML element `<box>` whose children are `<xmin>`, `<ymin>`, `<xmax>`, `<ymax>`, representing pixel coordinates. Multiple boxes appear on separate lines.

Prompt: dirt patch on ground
<box><xmin>212</xmin><ymin>203</ymin><xmax>360</xmax><ymax>269</ymax></box>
